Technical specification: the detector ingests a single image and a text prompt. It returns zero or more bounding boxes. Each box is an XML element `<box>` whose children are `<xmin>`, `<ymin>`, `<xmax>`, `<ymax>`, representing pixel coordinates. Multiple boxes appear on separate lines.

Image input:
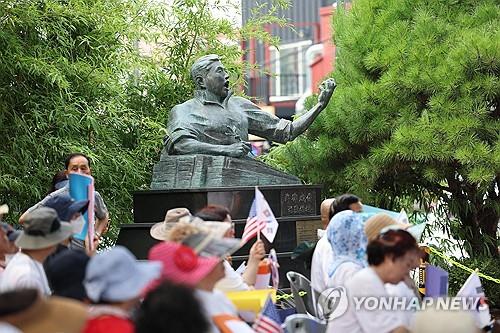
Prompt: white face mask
<box><xmin>71</xmin><ymin>215</ymin><xmax>86</xmax><ymax>235</ymax></box>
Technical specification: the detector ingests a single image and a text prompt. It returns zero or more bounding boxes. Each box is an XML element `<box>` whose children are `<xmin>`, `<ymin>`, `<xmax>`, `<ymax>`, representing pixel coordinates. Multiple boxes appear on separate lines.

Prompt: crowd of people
<box><xmin>0</xmin><ymin>153</ymin><xmax>496</xmax><ymax>332</ymax></box>
<box><xmin>311</xmin><ymin>194</ymin><xmax>491</xmax><ymax>333</ymax></box>
<box><xmin>0</xmin><ymin>152</ymin><xmax>269</xmax><ymax>333</ymax></box>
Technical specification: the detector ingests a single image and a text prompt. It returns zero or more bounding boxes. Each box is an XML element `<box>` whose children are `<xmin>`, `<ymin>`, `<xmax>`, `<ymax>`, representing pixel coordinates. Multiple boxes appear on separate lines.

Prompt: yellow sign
<box><xmin>225</xmin><ymin>289</ymin><xmax>276</xmax><ymax>313</ymax></box>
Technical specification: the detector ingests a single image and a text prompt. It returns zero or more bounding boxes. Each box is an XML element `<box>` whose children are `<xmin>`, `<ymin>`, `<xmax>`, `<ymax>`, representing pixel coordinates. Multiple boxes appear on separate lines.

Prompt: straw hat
<box><xmin>167</xmin><ymin>223</ymin><xmax>202</xmax><ymax>243</ymax></box>
<box><xmin>192</xmin><ymin>220</ymin><xmax>232</xmax><ymax>239</ymax></box>
<box><xmin>364</xmin><ymin>213</ymin><xmax>406</xmax><ymax>242</ymax></box>
<box><xmin>0</xmin><ymin>290</ymin><xmax>87</xmax><ymax>333</ymax></box>
<box><xmin>320</xmin><ymin>198</ymin><xmax>335</xmax><ymax>227</ymax></box>
<box><xmin>181</xmin><ymin>230</ymin><xmax>242</xmax><ymax>260</ymax></box>
<box><xmin>150</xmin><ymin>208</ymin><xmax>191</xmax><ymax>241</ymax></box>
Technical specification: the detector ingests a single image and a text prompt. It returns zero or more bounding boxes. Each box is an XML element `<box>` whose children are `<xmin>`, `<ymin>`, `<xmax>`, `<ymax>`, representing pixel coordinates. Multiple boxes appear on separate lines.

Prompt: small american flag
<box><xmin>241</xmin><ymin>187</ymin><xmax>279</xmax><ymax>244</ymax></box>
<box><xmin>241</xmin><ymin>216</ymin><xmax>266</xmax><ymax>244</ymax></box>
<box><xmin>253</xmin><ymin>295</ymin><xmax>283</xmax><ymax>333</ymax></box>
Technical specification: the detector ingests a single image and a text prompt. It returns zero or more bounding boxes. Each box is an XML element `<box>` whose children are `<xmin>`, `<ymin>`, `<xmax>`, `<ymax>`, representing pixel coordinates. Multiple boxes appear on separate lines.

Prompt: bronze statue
<box><xmin>152</xmin><ymin>54</ymin><xmax>336</xmax><ymax>189</ymax></box>
<box><xmin>165</xmin><ymin>54</ymin><xmax>336</xmax><ymax>158</ymax></box>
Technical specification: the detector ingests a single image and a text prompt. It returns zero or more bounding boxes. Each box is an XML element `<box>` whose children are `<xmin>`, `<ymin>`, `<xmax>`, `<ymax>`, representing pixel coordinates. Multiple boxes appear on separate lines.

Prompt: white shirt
<box><xmin>326</xmin><ymin>261</ymin><xmax>362</xmax><ymax>288</ymax></box>
<box><xmin>311</xmin><ymin>235</ymin><xmax>333</xmax><ymax>293</ymax></box>
<box><xmin>385</xmin><ymin>281</ymin><xmax>418</xmax><ymax>327</ymax></box>
<box><xmin>214</xmin><ymin>260</ymin><xmax>250</xmax><ymax>292</ymax></box>
<box><xmin>195</xmin><ymin>289</ymin><xmax>254</xmax><ymax>333</ymax></box>
<box><xmin>0</xmin><ymin>323</ymin><xmax>22</xmax><ymax>333</ymax></box>
<box><xmin>327</xmin><ymin>267</ymin><xmax>407</xmax><ymax>333</ymax></box>
<box><xmin>0</xmin><ymin>252</ymin><xmax>51</xmax><ymax>295</ymax></box>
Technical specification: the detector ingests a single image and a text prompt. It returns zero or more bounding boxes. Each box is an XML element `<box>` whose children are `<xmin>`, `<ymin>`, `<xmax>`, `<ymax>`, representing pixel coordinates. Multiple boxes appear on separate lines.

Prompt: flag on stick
<box><xmin>253</xmin><ymin>295</ymin><xmax>283</xmax><ymax>333</ymax></box>
<box><xmin>456</xmin><ymin>271</ymin><xmax>492</xmax><ymax>329</ymax></box>
<box><xmin>241</xmin><ymin>215</ymin><xmax>266</xmax><ymax>244</ymax></box>
<box><xmin>241</xmin><ymin>187</ymin><xmax>279</xmax><ymax>244</ymax></box>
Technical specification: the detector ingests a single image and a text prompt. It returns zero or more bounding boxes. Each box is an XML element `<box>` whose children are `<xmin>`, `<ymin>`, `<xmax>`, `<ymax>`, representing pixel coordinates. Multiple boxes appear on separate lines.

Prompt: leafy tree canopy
<box><xmin>0</xmin><ymin>0</ymin><xmax>286</xmax><ymax>244</ymax></box>
<box><xmin>265</xmin><ymin>0</ymin><xmax>499</xmax><ymax>256</ymax></box>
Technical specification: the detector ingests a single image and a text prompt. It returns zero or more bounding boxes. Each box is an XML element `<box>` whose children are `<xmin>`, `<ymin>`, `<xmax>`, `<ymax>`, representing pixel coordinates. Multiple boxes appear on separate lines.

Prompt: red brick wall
<box><xmin>311</xmin><ymin>6</ymin><xmax>336</xmax><ymax>93</ymax></box>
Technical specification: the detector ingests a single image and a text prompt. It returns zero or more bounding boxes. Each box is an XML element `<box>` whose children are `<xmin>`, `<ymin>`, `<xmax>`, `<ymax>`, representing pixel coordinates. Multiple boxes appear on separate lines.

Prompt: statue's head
<box><xmin>190</xmin><ymin>54</ymin><xmax>230</xmax><ymax>99</ymax></box>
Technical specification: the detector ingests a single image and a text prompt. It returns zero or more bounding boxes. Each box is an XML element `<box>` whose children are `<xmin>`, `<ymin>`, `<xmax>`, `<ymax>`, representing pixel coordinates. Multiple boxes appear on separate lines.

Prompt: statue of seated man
<box><xmin>165</xmin><ymin>54</ymin><xmax>336</xmax><ymax>158</ymax></box>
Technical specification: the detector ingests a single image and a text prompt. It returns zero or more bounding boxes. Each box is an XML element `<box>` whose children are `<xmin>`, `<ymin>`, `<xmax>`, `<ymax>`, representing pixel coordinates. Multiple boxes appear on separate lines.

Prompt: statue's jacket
<box><xmin>165</xmin><ymin>90</ymin><xmax>293</xmax><ymax>153</ymax></box>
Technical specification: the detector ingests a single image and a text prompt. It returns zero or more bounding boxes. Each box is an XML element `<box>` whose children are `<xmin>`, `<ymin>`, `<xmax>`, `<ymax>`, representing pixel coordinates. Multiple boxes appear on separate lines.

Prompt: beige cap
<box><xmin>364</xmin><ymin>213</ymin><xmax>406</xmax><ymax>241</ymax></box>
<box><xmin>150</xmin><ymin>208</ymin><xmax>191</xmax><ymax>241</ymax></box>
<box><xmin>0</xmin><ymin>204</ymin><xmax>8</xmax><ymax>215</ymax></box>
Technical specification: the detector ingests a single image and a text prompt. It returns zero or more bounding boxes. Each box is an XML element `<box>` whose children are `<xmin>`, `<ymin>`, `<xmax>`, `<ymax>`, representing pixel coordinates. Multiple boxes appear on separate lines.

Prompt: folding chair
<box><xmin>283</xmin><ymin>314</ymin><xmax>327</xmax><ymax>333</ymax></box>
<box><xmin>286</xmin><ymin>271</ymin><xmax>320</xmax><ymax>318</ymax></box>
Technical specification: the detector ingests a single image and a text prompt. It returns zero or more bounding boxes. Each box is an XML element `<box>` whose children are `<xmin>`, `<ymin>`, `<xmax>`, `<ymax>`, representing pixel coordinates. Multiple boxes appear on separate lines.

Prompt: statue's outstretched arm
<box><xmin>174</xmin><ymin>138</ymin><xmax>251</xmax><ymax>158</ymax></box>
<box><xmin>289</xmin><ymin>78</ymin><xmax>336</xmax><ymax>140</ymax></box>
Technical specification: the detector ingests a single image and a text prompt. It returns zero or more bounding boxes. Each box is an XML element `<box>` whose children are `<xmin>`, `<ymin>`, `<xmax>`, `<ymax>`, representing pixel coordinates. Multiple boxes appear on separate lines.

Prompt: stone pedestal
<box><xmin>116</xmin><ymin>184</ymin><xmax>323</xmax><ymax>288</ymax></box>
<box><xmin>151</xmin><ymin>154</ymin><xmax>301</xmax><ymax>189</ymax></box>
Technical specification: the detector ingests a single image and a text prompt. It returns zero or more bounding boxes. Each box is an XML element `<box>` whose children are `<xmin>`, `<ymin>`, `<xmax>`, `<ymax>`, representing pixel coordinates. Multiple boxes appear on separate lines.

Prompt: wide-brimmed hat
<box><xmin>0</xmin><ymin>289</ymin><xmax>88</xmax><ymax>333</ymax></box>
<box><xmin>192</xmin><ymin>220</ymin><xmax>232</xmax><ymax>239</ymax></box>
<box><xmin>364</xmin><ymin>213</ymin><xmax>407</xmax><ymax>242</ymax></box>
<box><xmin>182</xmin><ymin>231</ymin><xmax>241</xmax><ymax>260</ymax></box>
<box><xmin>166</xmin><ymin>222</ymin><xmax>202</xmax><ymax>243</ymax></box>
<box><xmin>148</xmin><ymin>242</ymin><xmax>221</xmax><ymax>287</ymax></box>
<box><xmin>15</xmin><ymin>207</ymin><xmax>73</xmax><ymax>250</ymax></box>
<box><xmin>150</xmin><ymin>208</ymin><xmax>192</xmax><ymax>241</ymax></box>
<box><xmin>42</xmin><ymin>194</ymin><xmax>89</xmax><ymax>222</ymax></box>
<box><xmin>84</xmin><ymin>245</ymin><xmax>161</xmax><ymax>302</ymax></box>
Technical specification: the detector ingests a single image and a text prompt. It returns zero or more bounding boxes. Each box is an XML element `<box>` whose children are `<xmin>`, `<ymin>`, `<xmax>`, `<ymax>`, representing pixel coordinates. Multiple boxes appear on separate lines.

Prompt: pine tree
<box><xmin>268</xmin><ymin>0</ymin><xmax>499</xmax><ymax>256</ymax></box>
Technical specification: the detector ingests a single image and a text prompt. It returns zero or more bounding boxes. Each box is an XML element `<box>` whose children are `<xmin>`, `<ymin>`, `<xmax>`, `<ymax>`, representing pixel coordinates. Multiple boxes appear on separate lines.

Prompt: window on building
<box><xmin>269</xmin><ymin>40</ymin><xmax>312</xmax><ymax>101</ymax></box>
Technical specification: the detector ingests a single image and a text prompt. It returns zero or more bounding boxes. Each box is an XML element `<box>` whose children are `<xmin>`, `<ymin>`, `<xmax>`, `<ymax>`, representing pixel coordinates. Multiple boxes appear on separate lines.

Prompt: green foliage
<box><xmin>0</xmin><ymin>0</ymin><xmax>287</xmax><ymax>245</ymax></box>
<box><xmin>266</xmin><ymin>0</ymin><xmax>500</xmax><ymax>256</ymax></box>
<box><xmin>0</xmin><ymin>0</ymin><xmax>150</xmax><ymax>244</ymax></box>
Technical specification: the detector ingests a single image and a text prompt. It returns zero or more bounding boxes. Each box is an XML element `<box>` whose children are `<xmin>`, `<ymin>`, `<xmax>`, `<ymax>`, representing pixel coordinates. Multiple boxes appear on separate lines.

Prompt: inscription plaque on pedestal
<box><xmin>281</xmin><ymin>188</ymin><xmax>317</xmax><ymax>216</ymax></box>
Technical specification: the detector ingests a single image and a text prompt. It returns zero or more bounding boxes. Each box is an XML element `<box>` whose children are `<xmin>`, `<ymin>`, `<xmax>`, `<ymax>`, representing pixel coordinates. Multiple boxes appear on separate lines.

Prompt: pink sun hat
<box><xmin>148</xmin><ymin>242</ymin><xmax>220</xmax><ymax>287</ymax></box>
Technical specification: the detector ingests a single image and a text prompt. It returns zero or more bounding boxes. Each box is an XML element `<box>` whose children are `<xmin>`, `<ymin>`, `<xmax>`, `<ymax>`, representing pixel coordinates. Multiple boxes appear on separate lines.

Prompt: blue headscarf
<box><xmin>327</xmin><ymin>210</ymin><xmax>368</xmax><ymax>277</ymax></box>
